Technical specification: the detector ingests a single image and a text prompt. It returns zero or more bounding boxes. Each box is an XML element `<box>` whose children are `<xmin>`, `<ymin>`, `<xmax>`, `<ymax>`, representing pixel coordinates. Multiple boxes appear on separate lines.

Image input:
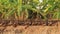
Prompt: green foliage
<box><xmin>0</xmin><ymin>0</ymin><xmax>60</xmax><ymax>20</ymax></box>
<box><xmin>0</xmin><ymin>0</ymin><xmax>22</xmax><ymax>19</ymax></box>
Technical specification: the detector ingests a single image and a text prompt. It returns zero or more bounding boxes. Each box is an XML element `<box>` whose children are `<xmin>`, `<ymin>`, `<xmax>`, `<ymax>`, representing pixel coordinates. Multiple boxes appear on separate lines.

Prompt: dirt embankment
<box><xmin>0</xmin><ymin>22</ymin><xmax>59</xmax><ymax>34</ymax></box>
<box><xmin>0</xmin><ymin>19</ymin><xmax>59</xmax><ymax>34</ymax></box>
<box><xmin>0</xmin><ymin>25</ymin><xmax>60</xmax><ymax>34</ymax></box>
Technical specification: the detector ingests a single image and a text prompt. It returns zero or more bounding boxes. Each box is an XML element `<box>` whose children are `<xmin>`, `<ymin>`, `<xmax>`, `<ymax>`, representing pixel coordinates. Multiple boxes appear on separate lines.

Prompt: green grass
<box><xmin>0</xmin><ymin>0</ymin><xmax>60</xmax><ymax>20</ymax></box>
